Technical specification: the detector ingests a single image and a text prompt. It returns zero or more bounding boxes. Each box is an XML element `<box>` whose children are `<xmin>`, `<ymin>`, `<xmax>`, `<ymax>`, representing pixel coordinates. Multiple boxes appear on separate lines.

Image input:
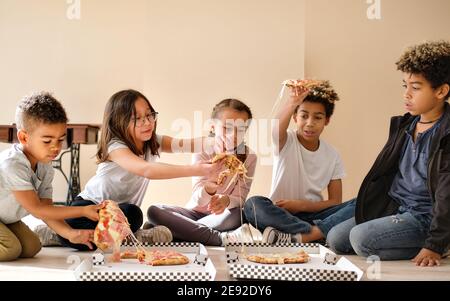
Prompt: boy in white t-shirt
<box><xmin>244</xmin><ymin>80</ymin><xmax>355</xmax><ymax>244</ymax></box>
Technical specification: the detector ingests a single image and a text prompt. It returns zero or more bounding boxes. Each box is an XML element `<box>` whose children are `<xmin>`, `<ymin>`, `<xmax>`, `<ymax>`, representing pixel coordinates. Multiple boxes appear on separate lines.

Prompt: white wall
<box><xmin>0</xmin><ymin>0</ymin><xmax>305</xmax><ymax>214</ymax></box>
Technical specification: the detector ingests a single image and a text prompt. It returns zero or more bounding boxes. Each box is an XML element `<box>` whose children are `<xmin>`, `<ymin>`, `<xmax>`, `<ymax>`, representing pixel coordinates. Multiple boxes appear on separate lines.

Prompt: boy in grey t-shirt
<box><xmin>0</xmin><ymin>92</ymin><xmax>100</xmax><ymax>261</ymax></box>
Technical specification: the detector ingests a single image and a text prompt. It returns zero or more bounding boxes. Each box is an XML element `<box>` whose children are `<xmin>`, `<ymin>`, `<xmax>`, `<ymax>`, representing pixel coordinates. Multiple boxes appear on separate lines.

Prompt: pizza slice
<box><xmin>94</xmin><ymin>200</ymin><xmax>133</xmax><ymax>262</ymax></box>
<box><xmin>211</xmin><ymin>153</ymin><xmax>250</xmax><ymax>187</ymax></box>
<box><xmin>120</xmin><ymin>249</ymin><xmax>189</xmax><ymax>266</ymax></box>
<box><xmin>246</xmin><ymin>250</ymin><xmax>310</xmax><ymax>265</ymax></box>
<box><xmin>282</xmin><ymin>79</ymin><xmax>321</xmax><ymax>89</ymax></box>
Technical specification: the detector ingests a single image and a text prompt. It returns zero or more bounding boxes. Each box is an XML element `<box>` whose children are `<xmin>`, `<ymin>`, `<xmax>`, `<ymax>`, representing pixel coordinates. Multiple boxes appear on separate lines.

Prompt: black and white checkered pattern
<box><xmin>229</xmin><ymin>265</ymin><xmax>357</xmax><ymax>281</ymax></box>
<box><xmin>194</xmin><ymin>254</ymin><xmax>208</xmax><ymax>266</ymax></box>
<box><xmin>323</xmin><ymin>253</ymin><xmax>339</xmax><ymax>266</ymax></box>
<box><xmin>79</xmin><ymin>271</ymin><xmax>211</xmax><ymax>281</ymax></box>
<box><xmin>92</xmin><ymin>252</ymin><xmax>105</xmax><ymax>266</ymax></box>
<box><xmin>226</xmin><ymin>252</ymin><xmax>239</xmax><ymax>264</ymax></box>
<box><xmin>226</xmin><ymin>242</ymin><xmax>321</xmax><ymax>248</ymax></box>
<box><xmin>121</xmin><ymin>242</ymin><xmax>199</xmax><ymax>248</ymax></box>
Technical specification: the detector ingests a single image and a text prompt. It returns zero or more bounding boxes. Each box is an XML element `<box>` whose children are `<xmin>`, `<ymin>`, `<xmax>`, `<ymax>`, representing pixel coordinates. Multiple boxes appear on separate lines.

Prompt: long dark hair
<box><xmin>211</xmin><ymin>98</ymin><xmax>252</xmax><ymax>163</ymax></box>
<box><xmin>96</xmin><ymin>89</ymin><xmax>160</xmax><ymax>163</ymax></box>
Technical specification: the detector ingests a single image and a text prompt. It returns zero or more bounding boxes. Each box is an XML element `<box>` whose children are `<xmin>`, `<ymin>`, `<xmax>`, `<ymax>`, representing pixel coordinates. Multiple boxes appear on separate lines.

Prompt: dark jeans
<box><xmin>58</xmin><ymin>197</ymin><xmax>143</xmax><ymax>251</ymax></box>
<box><xmin>244</xmin><ymin>196</ymin><xmax>356</xmax><ymax>237</ymax></box>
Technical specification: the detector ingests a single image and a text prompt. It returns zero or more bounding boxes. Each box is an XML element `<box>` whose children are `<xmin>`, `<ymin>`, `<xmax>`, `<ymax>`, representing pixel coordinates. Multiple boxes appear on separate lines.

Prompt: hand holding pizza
<box><xmin>82</xmin><ymin>203</ymin><xmax>105</xmax><ymax>221</ymax></box>
<box><xmin>69</xmin><ymin>229</ymin><xmax>95</xmax><ymax>249</ymax></box>
<box><xmin>207</xmin><ymin>195</ymin><xmax>230</xmax><ymax>215</ymax></box>
<box><xmin>197</xmin><ymin>159</ymin><xmax>225</xmax><ymax>180</ymax></box>
<box><xmin>288</xmin><ymin>84</ymin><xmax>309</xmax><ymax>107</ymax></box>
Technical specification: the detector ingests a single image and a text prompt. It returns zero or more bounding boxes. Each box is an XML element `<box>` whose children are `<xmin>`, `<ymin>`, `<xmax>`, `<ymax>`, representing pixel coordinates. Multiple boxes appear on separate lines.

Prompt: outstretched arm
<box><xmin>108</xmin><ymin>147</ymin><xmax>222</xmax><ymax>180</ymax></box>
<box><xmin>12</xmin><ymin>191</ymin><xmax>101</xmax><ymax>221</ymax></box>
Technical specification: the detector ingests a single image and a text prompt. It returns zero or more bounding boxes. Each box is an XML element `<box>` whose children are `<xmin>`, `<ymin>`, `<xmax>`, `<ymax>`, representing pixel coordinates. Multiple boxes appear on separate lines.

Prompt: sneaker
<box><xmin>262</xmin><ymin>227</ymin><xmax>300</xmax><ymax>245</ymax></box>
<box><xmin>221</xmin><ymin>223</ymin><xmax>263</xmax><ymax>246</ymax></box>
<box><xmin>34</xmin><ymin>224</ymin><xmax>61</xmax><ymax>247</ymax></box>
<box><xmin>134</xmin><ymin>226</ymin><xmax>173</xmax><ymax>244</ymax></box>
<box><xmin>142</xmin><ymin>221</ymin><xmax>153</xmax><ymax>230</ymax></box>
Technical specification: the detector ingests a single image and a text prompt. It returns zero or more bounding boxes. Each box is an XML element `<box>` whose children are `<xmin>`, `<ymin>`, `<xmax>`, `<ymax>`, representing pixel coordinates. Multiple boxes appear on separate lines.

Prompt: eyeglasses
<box><xmin>132</xmin><ymin>112</ymin><xmax>159</xmax><ymax>127</ymax></box>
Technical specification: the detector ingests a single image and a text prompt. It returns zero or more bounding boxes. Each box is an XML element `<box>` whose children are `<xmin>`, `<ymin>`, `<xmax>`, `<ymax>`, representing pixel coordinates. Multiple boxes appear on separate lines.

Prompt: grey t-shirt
<box><xmin>0</xmin><ymin>144</ymin><xmax>54</xmax><ymax>224</ymax></box>
<box><xmin>78</xmin><ymin>136</ymin><xmax>161</xmax><ymax>207</ymax></box>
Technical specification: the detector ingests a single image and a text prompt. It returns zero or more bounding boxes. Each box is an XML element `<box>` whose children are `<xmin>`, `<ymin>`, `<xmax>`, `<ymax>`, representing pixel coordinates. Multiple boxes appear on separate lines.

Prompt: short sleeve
<box><xmin>37</xmin><ymin>165</ymin><xmax>54</xmax><ymax>199</ymax></box>
<box><xmin>332</xmin><ymin>152</ymin><xmax>346</xmax><ymax>180</ymax></box>
<box><xmin>275</xmin><ymin>130</ymin><xmax>295</xmax><ymax>156</ymax></box>
<box><xmin>107</xmin><ymin>140</ymin><xmax>129</xmax><ymax>153</ymax></box>
<box><xmin>1</xmin><ymin>159</ymin><xmax>34</xmax><ymax>191</ymax></box>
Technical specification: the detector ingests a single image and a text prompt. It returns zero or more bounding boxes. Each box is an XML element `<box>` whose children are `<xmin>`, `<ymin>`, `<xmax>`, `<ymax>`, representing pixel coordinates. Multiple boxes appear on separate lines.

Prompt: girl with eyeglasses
<box><xmin>56</xmin><ymin>89</ymin><xmax>223</xmax><ymax>250</ymax></box>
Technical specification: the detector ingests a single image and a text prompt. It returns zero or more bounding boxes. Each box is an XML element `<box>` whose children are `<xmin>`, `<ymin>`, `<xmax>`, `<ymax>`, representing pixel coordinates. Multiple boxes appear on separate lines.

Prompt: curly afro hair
<box><xmin>15</xmin><ymin>91</ymin><xmax>68</xmax><ymax>131</ymax></box>
<box><xmin>294</xmin><ymin>80</ymin><xmax>340</xmax><ymax>118</ymax></box>
<box><xmin>396</xmin><ymin>40</ymin><xmax>450</xmax><ymax>100</ymax></box>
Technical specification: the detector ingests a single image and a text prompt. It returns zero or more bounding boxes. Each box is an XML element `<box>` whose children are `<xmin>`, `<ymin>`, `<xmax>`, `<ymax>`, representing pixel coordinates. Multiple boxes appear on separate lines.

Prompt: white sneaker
<box><xmin>134</xmin><ymin>226</ymin><xmax>173</xmax><ymax>244</ymax></box>
<box><xmin>221</xmin><ymin>223</ymin><xmax>262</xmax><ymax>246</ymax></box>
<box><xmin>262</xmin><ymin>227</ymin><xmax>300</xmax><ymax>245</ymax></box>
<box><xmin>34</xmin><ymin>225</ymin><xmax>61</xmax><ymax>246</ymax></box>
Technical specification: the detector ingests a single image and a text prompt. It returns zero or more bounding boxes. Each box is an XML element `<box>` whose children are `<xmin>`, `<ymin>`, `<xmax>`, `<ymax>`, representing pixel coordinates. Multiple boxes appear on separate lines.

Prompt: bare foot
<box><xmin>301</xmin><ymin>226</ymin><xmax>324</xmax><ymax>243</ymax></box>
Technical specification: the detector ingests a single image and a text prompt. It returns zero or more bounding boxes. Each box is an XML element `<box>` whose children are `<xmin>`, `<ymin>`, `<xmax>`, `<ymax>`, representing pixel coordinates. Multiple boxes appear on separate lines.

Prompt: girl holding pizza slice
<box><xmin>148</xmin><ymin>99</ymin><xmax>261</xmax><ymax>246</ymax></box>
<box><xmin>53</xmin><ymin>89</ymin><xmax>223</xmax><ymax>251</ymax></box>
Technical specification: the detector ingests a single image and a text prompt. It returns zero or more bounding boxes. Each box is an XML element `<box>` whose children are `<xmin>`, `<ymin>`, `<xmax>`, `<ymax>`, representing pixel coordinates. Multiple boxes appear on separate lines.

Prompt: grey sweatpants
<box><xmin>147</xmin><ymin>205</ymin><xmax>242</xmax><ymax>246</ymax></box>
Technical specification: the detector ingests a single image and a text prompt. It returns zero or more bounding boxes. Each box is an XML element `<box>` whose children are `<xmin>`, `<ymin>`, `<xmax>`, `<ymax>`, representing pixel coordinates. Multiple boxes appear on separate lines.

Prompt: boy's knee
<box><xmin>327</xmin><ymin>227</ymin><xmax>346</xmax><ymax>254</ymax></box>
<box><xmin>20</xmin><ymin>236</ymin><xmax>42</xmax><ymax>258</ymax></box>
<box><xmin>0</xmin><ymin>236</ymin><xmax>22</xmax><ymax>261</ymax></box>
<box><xmin>349</xmin><ymin>225</ymin><xmax>372</xmax><ymax>257</ymax></box>
<box><xmin>244</xmin><ymin>196</ymin><xmax>270</xmax><ymax>213</ymax></box>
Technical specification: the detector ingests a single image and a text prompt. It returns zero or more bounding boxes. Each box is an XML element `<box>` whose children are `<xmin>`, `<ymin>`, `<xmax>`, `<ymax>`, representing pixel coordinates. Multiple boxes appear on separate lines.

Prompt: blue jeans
<box><xmin>327</xmin><ymin>211</ymin><xmax>430</xmax><ymax>260</ymax></box>
<box><xmin>243</xmin><ymin>196</ymin><xmax>356</xmax><ymax>237</ymax></box>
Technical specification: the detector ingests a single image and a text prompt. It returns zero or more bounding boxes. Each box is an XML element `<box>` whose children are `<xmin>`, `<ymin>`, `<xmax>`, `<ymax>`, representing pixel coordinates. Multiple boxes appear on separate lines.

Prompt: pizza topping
<box><xmin>211</xmin><ymin>153</ymin><xmax>252</xmax><ymax>191</ymax></box>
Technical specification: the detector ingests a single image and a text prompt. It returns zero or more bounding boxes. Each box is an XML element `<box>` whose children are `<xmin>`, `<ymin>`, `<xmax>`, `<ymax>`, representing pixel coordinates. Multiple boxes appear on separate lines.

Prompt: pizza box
<box><xmin>74</xmin><ymin>242</ymin><xmax>216</xmax><ymax>281</ymax></box>
<box><xmin>225</xmin><ymin>243</ymin><xmax>363</xmax><ymax>281</ymax></box>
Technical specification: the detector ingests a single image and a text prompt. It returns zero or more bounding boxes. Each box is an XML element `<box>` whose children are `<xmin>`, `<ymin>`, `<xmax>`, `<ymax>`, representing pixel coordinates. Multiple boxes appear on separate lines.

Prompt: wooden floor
<box><xmin>0</xmin><ymin>246</ymin><xmax>449</xmax><ymax>281</ymax></box>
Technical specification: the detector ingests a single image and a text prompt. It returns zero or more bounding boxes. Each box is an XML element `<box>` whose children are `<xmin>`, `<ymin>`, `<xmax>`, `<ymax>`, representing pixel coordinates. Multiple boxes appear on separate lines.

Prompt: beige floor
<box><xmin>1</xmin><ymin>246</ymin><xmax>449</xmax><ymax>281</ymax></box>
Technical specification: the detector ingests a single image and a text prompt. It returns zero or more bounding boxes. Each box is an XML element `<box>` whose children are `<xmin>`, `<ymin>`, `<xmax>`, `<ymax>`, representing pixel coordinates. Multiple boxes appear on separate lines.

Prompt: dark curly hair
<box><xmin>396</xmin><ymin>40</ymin><xmax>450</xmax><ymax>101</ymax></box>
<box><xmin>15</xmin><ymin>91</ymin><xmax>68</xmax><ymax>131</ymax></box>
<box><xmin>294</xmin><ymin>80</ymin><xmax>340</xmax><ymax>118</ymax></box>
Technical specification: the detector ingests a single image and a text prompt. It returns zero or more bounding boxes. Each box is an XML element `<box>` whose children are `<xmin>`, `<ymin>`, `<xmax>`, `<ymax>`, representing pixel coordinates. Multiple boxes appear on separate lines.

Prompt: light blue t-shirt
<box><xmin>0</xmin><ymin>144</ymin><xmax>54</xmax><ymax>224</ymax></box>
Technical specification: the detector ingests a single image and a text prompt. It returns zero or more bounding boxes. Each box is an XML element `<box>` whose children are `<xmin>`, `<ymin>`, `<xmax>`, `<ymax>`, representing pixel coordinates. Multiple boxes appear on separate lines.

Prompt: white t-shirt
<box><xmin>78</xmin><ymin>136</ymin><xmax>161</xmax><ymax>206</ymax></box>
<box><xmin>0</xmin><ymin>144</ymin><xmax>54</xmax><ymax>224</ymax></box>
<box><xmin>269</xmin><ymin>130</ymin><xmax>345</xmax><ymax>203</ymax></box>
